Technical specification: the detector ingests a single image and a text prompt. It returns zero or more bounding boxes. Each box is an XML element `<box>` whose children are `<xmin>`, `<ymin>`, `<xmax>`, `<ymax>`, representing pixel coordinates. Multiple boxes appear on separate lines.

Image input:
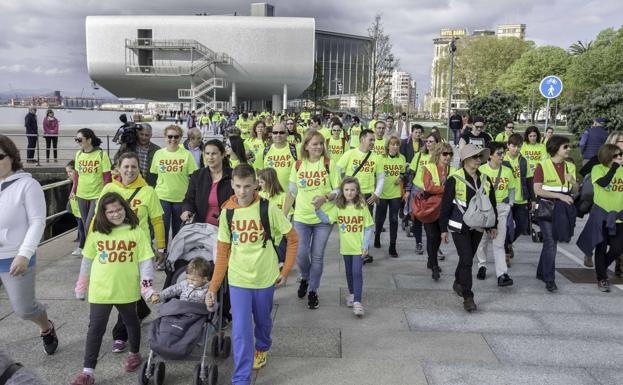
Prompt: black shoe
<box><xmin>463</xmin><ymin>297</ymin><xmax>477</xmax><ymax>312</ymax></box>
<box><xmin>437</xmin><ymin>249</ymin><xmax>445</xmax><ymax>261</ymax></box>
<box><xmin>432</xmin><ymin>266</ymin><xmax>441</xmax><ymax>281</ymax></box>
<box><xmin>297</xmin><ymin>279</ymin><xmax>308</xmax><ymax>299</ymax></box>
<box><xmin>476</xmin><ymin>266</ymin><xmax>486</xmax><ymax>280</ymax></box>
<box><xmin>41</xmin><ymin>320</ymin><xmax>58</xmax><ymax>355</ymax></box>
<box><xmin>497</xmin><ymin>273</ymin><xmax>514</xmax><ymax>287</ymax></box>
<box><xmin>307</xmin><ymin>291</ymin><xmax>319</xmax><ymax>309</ymax></box>
<box><xmin>374</xmin><ymin>237</ymin><xmax>381</xmax><ymax>249</ymax></box>
<box><xmin>452</xmin><ymin>281</ymin><xmax>463</xmax><ymax>297</ymax></box>
<box><xmin>363</xmin><ymin>255</ymin><xmax>373</xmax><ymax>264</ymax></box>
<box><xmin>416</xmin><ymin>243</ymin><xmax>424</xmax><ymax>255</ymax></box>
<box><xmin>389</xmin><ymin>244</ymin><xmax>398</xmax><ymax>258</ymax></box>
<box><xmin>545</xmin><ymin>281</ymin><xmax>558</xmax><ymax>292</ymax></box>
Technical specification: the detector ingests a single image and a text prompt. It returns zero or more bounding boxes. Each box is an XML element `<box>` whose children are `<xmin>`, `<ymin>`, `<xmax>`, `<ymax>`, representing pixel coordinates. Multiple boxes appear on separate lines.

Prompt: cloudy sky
<box><xmin>0</xmin><ymin>0</ymin><xmax>622</xmax><ymax>99</ymax></box>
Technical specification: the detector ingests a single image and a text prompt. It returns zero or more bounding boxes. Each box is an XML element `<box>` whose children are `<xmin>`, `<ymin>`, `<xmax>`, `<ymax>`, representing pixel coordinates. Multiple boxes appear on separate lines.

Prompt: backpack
<box><xmin>294</xmin><ymin>157</ymin><xmax>330</xmax><ymax>174</ymax></box>
<box><xmin>263</xmin><ymin>143</ymin><xmax>298</xmax><ymax>161</ymax></box>
<box><xmin>452</xmin><ymin>174</ymin><xmax>496</xmax><ymax>230</ymax></box>
<box><xmin>574</xmin><ymin>173</ymin><xmax>593</xmax><ymax>218</ymax></box>
<box><xmin>225</xmin><ymin>198</ymin><xmax>279</xmax><ymax>257</ymax></box>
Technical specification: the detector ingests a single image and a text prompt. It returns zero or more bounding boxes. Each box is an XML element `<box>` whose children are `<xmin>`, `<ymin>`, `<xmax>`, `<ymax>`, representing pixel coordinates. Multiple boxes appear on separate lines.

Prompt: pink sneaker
<box><xmin>69</xmin><ymin>372</ymin><xmax>94</xmax><ymax>385</ymax></box>
<box><xmin>123</xmin><ymin>352</ymin><xmax>142</xmax><ymax>372</ymax></box>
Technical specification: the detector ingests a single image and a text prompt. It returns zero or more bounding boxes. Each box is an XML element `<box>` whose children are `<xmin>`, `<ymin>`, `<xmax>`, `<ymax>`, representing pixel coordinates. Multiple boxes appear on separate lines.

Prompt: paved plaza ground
<box><xmin>2</xmin><ymin>215</ymin><xmax>623</xmax><ymax>385</ymax></box>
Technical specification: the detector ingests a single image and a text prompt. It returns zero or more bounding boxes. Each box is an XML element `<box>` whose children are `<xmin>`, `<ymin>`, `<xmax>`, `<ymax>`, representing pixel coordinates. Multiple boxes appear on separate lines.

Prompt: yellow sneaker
<box><xmin>253</xmin><ymin>350</ymin><xmax>268</xmax><ymax>369</ymax></box>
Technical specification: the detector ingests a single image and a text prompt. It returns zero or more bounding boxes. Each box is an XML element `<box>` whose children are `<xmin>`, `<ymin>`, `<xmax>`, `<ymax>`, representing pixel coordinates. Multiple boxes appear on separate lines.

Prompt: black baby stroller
<box><xmin>138</xmin><ymin>291</ymin><xmax>231</xmax><ymax>385</ymax></box>
<box><xmin>163</xmin><ymin>222</ymin><xmax>217</xmax><ymax>288</ymax></box>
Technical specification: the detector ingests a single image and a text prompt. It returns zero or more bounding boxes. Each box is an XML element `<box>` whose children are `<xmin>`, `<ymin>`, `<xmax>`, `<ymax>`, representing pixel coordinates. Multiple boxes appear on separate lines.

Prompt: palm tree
<box><xmin>568</xmin><ymin>40</ymin><xmax>592</xmax><ymax>56</ymax></box>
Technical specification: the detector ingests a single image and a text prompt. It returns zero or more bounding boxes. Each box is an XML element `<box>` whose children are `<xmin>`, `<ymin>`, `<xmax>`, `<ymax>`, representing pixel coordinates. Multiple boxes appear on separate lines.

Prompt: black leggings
<box><xmin>84</xmin><ymin>303</ymin><xmax>140</xmax><ymax>369</ymax></box>
<box><xmin>423</xmin><ymin>221</ymin><xmax>442</xmax><ymax>268</ymax></box>
<box><xmin>451</xmin><ymin>230</ymin><xmax>484</xmax><ymax>299</ymax></box>
<box><xmin>44</xmin><ymin>136</ymin><xmax>58</xmax><ymax>160</ymax></box>
<box><xmin>595</xmin><ymin>223</ymin><xmax>623</xmax><ymax>281</ymax></box>
<box><xmin>375</xmin><ymin>198</ymin><xmax>401</xmax><ymax>245</ymax></box>
<box><xmin>112</xmin><ymin>298</ymin><xmax>151</xmax><ymax>342</ymax></box>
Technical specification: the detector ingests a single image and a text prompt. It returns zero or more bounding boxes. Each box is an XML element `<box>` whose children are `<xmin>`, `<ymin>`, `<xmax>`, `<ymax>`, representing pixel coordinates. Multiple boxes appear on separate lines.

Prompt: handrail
<box><xmin>42</xmin><ymin>179</ymin><xmax>71</xmax><ymax>191</ymax></box>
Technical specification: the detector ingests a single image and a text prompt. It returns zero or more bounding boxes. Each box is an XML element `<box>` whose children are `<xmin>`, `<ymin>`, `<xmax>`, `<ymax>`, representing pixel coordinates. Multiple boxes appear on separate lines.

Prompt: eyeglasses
<box><xmin>426</xmin><ymin>140</ymin><xmax>436</xmax><ymax>144</ymax></box>
<box><xmin>442</xmin><ymin>152</ymin><xmax>453</xmax><ymax>157</ymax></box>
<box><xmin>0</xmin><ymin>153</ymin><xmax>8</xmax><ymax>160</ymax></box>
<box><xmin>286</xmin><ymin>122</ymin><xmax>294</xmax><ymax>125</ymax></box>
<box><xmin>272</xmin><ymin>131</ymin><xmax>286</xmax><ymax>135</ymax></box>
<box><xmin>474</xmin><ymin>125</ymin><xmax>484</xmax><ymax>129</ymax></box>
<box><xmin>496</xmin><ymin>151</ymin><xmax>505</xmax><ymax>156</ymax></box>
<box><xmin>167</xmin><ymin>135</ymin><xmax>180</xmax><ymax>140</ymax></box>
<box><xmin>506</xmin><ymin>126</ymin><xmax>514</xmax><ymax>129</ymax></box>
<box><xmin>332</xmin><ymin>129</ymin><xmax>341</xmax><ymax>132</ymax></box>
<box><xmin>74</xmin><ymin>138</ymin><xmax>83</xmax><ymax>143</ymax></box>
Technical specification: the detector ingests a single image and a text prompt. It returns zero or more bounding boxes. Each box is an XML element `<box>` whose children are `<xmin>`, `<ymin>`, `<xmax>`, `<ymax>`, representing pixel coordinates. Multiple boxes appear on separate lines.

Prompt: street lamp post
<box><xmin>446</xmin><ymin>38</ymin><xmax>457</xmax><ymax>142</ymax></box>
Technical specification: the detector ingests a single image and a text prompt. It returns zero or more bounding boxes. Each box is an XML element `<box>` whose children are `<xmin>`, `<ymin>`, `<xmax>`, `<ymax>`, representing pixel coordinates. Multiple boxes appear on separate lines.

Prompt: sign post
<box><xmin>539</xmin><ymin>75</ymin><xmax>563</xmax><ymax>130</ymax></box>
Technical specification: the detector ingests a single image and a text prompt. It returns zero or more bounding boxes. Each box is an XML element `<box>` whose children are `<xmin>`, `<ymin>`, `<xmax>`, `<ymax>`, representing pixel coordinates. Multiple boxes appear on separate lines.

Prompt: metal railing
<box><xmin>178</xmin><ymin>77</ymin><xmax>226</xmax><ymax>99</ymax></box>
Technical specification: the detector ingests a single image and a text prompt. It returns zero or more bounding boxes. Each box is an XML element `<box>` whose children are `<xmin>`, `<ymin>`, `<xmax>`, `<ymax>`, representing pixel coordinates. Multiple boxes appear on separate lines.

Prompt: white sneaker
<box><xmin>353</xmin><ymin>302</ymin><xmax>364</xmax><ymax>317</ymax></box>
<box><xmin>71</xmin><ymin>247</ymin><xmax>82</xmax><ymax>257</ymax></box>
<box><xmin>345</xmin><ymin>294</ymin><xmax>354</xmax><ymax>307</ymax></box>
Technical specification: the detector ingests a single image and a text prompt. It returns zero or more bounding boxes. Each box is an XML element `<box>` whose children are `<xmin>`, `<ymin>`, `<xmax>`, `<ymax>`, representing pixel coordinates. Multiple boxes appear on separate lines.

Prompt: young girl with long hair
<box><xmin>317</xmin><ymin>177</ymin><xmax>373</xmax><ymax>317</ymax></box>
<box><xmin>71</xmin><ymin>192</ymin><xmax>155</xmax><ymax>385</ymax></box>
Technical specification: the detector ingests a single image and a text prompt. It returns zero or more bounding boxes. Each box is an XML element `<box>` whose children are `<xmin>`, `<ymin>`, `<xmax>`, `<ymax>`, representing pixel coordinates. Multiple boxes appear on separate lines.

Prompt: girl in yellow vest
<box><xmin>533</xmin><ymin>135</ymin><xmax>578</xmax><ymax>293</ymax></box>
<box><xmin>422</xmin><ymin>142</ymin><xmax>455</xmax><ymax>281</ymax></box>
<box><xmin>374</xmin><ymin>136</ymin><xmax>406</xmax><ymax>257</ymax></box>
<box><xmin>439</xmin><ymin>144</ymin><xmax>498</xmax><ymax>312</ymax></box>
<box><xmin>586</xmin><ymin>144</ymin><xmax>623</xmax><ymax>292</ymax></box>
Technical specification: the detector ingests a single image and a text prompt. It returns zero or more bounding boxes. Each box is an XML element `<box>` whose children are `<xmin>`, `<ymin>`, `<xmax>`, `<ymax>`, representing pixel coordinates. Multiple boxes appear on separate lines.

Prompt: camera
<box><xmin>112</xmin><ymin>114</ymin><xmax>142</xmax><ymax>145</ymax></box>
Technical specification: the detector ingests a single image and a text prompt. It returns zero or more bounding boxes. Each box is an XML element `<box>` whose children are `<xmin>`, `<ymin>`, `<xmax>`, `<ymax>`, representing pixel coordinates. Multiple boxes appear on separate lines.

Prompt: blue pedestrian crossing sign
<box><xmin>539</xmin><ymin>76</ymin><xmax>563</xmax><ymax>99</ymax></box>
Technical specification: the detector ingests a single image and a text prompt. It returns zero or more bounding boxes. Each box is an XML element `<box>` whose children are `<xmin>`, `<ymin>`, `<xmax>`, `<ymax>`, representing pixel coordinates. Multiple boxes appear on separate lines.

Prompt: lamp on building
<box><xmin>446</xmin><ymin>38</ymin><xmax>457</xmax><ymax>142</ymax></box>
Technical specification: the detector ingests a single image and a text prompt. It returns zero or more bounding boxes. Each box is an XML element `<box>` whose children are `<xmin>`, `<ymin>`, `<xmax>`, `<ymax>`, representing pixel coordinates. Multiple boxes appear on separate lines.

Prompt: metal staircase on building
<box><xmin>124</xmin><ymin>38</ymin><xmax>232</xmax><ymax>111</ymax></box>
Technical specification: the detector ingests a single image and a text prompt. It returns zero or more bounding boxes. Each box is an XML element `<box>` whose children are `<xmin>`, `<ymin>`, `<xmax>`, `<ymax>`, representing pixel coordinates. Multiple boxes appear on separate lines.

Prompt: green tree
<box><xmin>565</xmin><ymin>27</ymin><xmax>623</xmax><ymax>103</ymax></box>
<box><xmin>496</xmin><ymin>46</ymin><xmax>571</xmax><ymax>121</ymax></box>
<box><xmin>467</xmin><ymin>90</ymin><xmax>521</xmax><ymax>135</ymax></box>
<box><xmin>438</xmin><ymin>36</ymin><xmax>533</xmax><ymax>100</ymax></box>
<box><xmin>568</xmin><ymin>40</ymin><xmax>592</xmax><ymax>56</ymax></box>
<box><xmin>563</xmin><ymin>82</ymin><xmax>623</xmax><ymax>136</ymax></box>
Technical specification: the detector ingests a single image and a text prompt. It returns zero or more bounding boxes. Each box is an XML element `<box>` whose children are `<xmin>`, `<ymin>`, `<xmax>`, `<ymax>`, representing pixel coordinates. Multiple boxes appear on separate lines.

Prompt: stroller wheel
<box><xmin>221</xmin><ymin>336</ymin><xmax>232</xmax><ymax>358</ymax></box>
<box><xmin>210</xmin><ymin>335</ymin><xmax>220</xmax><ymax>358</ymax></box>
<box><xmin>194</xmin><ymin>363</ymin><xmax>205</xmax><ymax>385</ymax></box>
<box><xmin>154</xmin><ymin>362</ymin><xmax>165</xmax><ymax>385</ymax></box>
<box><xmin>207</xmin><ymin>364</ymin><xmax>218</xmax><ymax>385</ymax></box>
<box><xmin>138</xmin><ymin>361</ymin><xmax>151</xmax><ymax>385</ymax></box>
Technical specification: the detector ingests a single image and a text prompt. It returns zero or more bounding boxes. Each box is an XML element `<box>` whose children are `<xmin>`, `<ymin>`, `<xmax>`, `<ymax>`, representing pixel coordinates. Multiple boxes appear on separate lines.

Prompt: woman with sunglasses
<box><xmin>533</xmin><ymin>135</ymin><xmax>578</xmax><ymax>292</ymax></box>
<box><xmin>576</xmin><ymin>144</ymin><xmax>623</xmax><ymax>292</ymax></box>
<box><xmin>421</xmin><ymin>142</ymin><xmax>454</xmax><ymax>280</ymax></box>
<box><xmin>406</xmin><ymin>132</ymin><xmax>440</xmax><ymax>255</ymax></box>
<box><xmin>150</xmin><ymin>125</ymin><xmax>198</xmax><ymax>248</ymax></box>
<box><xmin>72</xmin><ymin>128</ymin><xmax>112</xmax><ymax>233</ymax></box>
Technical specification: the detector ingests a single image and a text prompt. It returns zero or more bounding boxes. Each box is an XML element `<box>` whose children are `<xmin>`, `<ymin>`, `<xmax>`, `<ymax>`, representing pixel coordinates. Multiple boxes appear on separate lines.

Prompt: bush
<box><xmin>467</xmin><ymin>90</ymin><xmax>520</xmax><ymax>135</ymax></box>
<box><xmin>563</xmin><ymin>82</ymin><xmax>623</xmax><ymax>137</ymax></box>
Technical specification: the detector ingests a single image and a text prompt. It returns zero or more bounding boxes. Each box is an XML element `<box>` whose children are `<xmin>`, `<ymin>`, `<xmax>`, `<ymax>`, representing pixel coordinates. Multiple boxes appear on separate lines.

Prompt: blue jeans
<box><xmin>293</xmin><ymin>221</ymin><xmax>333</xmax><ymax>292</ymax></box>
<box><xmin>537</xmin><ymin>219</ymin><xmax>557</xmax><ymax>282</ymax></box>
<box><xmin>452</xmin><ymin>129</ymin><xmax>460</xmax><ymax>146</ymax></box>
<box><xmin>343</xmin><ymin>255</ymin><xmax>364</xmax><ymax>302</ymax></box>
<box><xmin>506</xmin><ymin>203</ymin><xmax>529</xmax><ymax>250</ymax></box>
<box><xmin>160</xmin><ymin>200</ymin><xmax>183</xmax><ymax>248</ymax></box>
<box><xmin>230</xmin><ymin>285</ymin><xmax>275</xmax><ymax>385</ymax></box>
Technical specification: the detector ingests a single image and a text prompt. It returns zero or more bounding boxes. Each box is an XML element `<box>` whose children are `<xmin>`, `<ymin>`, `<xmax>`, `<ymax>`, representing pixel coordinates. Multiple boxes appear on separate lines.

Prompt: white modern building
<box><xmin>391</xmin><ymin>71</ymin><xmax>416</xmax><ymax>111</ymax></box>
<box><xmin>85</xmin><ymin>13</ymin><xmax>315</xmax><ymax>112</ymax></box>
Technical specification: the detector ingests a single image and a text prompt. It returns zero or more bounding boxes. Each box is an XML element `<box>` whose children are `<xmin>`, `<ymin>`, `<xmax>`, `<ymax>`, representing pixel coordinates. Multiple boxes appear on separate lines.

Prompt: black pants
<box><xmin>423</xmin><ymin>221</ymin><xmax>442</xmax><ymax>268</ymax></box>
<box><xmin>84</xmin><ymin>303</ymin><xmax>140</xmax><ymax>369</ymax></box>
<box><xmin>506</xmin><ymin>203</ymin><xmax>529</xmax><ymax>251</ymax></box>
<box><xmin>411</xmin><ymin>219</ymin><xmax>423</xmax><ymax>243</ymax></box>
<box><xmin>595</xmin><ymin>223</ymin><xmax>623</xmax><ymax>281</ymax></box>
<box><xmin>451</xmin><ymin>230</ymin><xmax>484</xmax><ymax>299</ymax></box>
<box><xmin>44</xmin><ymin>136</ymin><xmax>58</xmax><ymax>160</ymax></box>
<box><xmin>375</xmin><ymin>198</ymin><xmax>401</xmax><ymax>245</ymax></box>
<box><xmin>112</xmin><ymin>298</ymin><xmax>151</xmax><ymax>342</ymax></box>
<box><xmin>26</xmin><ymin>135</ymin><xmax>37</xmax><ymax>161</ymax></box>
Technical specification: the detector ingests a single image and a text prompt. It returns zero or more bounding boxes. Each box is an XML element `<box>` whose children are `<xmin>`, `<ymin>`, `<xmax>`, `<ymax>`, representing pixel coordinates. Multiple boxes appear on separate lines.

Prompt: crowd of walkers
<box><xmin>1</xmin><ymin>110</ymin><xmax>622</xmax><ymax>385</ymax></box>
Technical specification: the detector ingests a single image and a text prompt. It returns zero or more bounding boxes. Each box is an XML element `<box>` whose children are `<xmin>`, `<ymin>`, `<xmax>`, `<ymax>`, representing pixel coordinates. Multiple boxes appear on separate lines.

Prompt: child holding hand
<box><xmin>317</xmin><ymin>177</ymin><xmax>374</xmax><ymax>316</ymax></box>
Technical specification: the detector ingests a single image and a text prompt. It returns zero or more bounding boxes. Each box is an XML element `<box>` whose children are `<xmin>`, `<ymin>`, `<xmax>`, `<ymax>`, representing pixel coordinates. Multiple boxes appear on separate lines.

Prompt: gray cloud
<box><xmin>0</xmin><ymin>0</ymin><xmax>621</xmax><ymax>99</ymax></box>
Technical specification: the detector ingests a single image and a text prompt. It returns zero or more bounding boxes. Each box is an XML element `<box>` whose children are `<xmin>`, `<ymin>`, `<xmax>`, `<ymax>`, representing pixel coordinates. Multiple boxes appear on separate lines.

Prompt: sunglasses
<box><xmin>167</xmin><ymin>135</ymin><xmax>181</xmax><ymax>140</ymax></box>
<box><xmin>474</xmin><ymin>125</ymin><xmax>484</xmax><ymax>129</ymax></box>
<box><xmin>74</xmin><ymin>138</ymin><xmax>83</xmax><ymax>143</ymax></box>
<box><xmin>506</xmin><ymin>126</ymin><xmax>514</xmax><ymax>129</ymax></box>
<box><xmin>614</xmin><ymin>153</ymin><xmax>623</xmax><ymax>158</ymax></box>
<box><xmin>272</xmin><ymin>131</ymin><xmax>286</xmax><ymax>135</ymax></box>
<box><xmin>0</xmin><ymin>153</ymin><xmax>8</xmax><ymax>160</ymax></box>
<box><xmin>470</xmin><ymin>154</ymin><xmax>482</xmax><ymax>160</ymax></box>
<box><xmin>426</xmin><ymin>140</ymin><xmax>436</xmax><ymax>144</ymax></box>
<box><xmin>495</xmin><ymin>151</ymin><xmax>505</xmax><ymax>156</ymax></box>
<box><xmin>442</xmin><ymin>152</ymin><xmax>453</xmax><ymax>157</ymax></box>
<box><xmin>286</xmin><ymin>122</ymin><xmax>294</xmax><ymax>125</ymax></box>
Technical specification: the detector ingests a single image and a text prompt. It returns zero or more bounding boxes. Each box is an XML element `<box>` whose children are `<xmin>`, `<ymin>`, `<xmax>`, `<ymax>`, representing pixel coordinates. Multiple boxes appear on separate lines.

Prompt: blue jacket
<box><xmin>552</xmin><ymin>200</ymin><xmax>577</xmax><ymax>242</ymax></box>
<box><xmin>580</xmin><ymin>125</ymin><xmax>608</xmax><ymax>160</ymax></box>
<box><xmin>576</xmin><ymin>205</ymin><xmax>623</xmax><ymax>256</ymax></box>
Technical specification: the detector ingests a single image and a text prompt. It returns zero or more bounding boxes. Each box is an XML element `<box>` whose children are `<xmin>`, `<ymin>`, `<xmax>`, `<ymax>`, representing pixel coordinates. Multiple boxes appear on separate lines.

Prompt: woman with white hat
<box><xmin>439</xmin><ymin>144</ymin><xmax>498</xmax><ymax>312</ymax></box>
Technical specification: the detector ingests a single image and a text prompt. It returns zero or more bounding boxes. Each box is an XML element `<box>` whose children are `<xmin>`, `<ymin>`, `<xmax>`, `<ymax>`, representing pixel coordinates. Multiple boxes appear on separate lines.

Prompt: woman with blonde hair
<box><xmin>421</xmin><ymin>142</ymin><xmax>454</xmax><ymax>280</ymax></box>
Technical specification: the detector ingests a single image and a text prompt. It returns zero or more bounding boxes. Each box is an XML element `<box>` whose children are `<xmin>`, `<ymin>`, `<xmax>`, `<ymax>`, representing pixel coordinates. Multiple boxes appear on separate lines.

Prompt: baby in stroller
<box><xmin>150</xmin><ymin>257</ymin><xmax>212</xmax><ymax>305</ymax></box>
